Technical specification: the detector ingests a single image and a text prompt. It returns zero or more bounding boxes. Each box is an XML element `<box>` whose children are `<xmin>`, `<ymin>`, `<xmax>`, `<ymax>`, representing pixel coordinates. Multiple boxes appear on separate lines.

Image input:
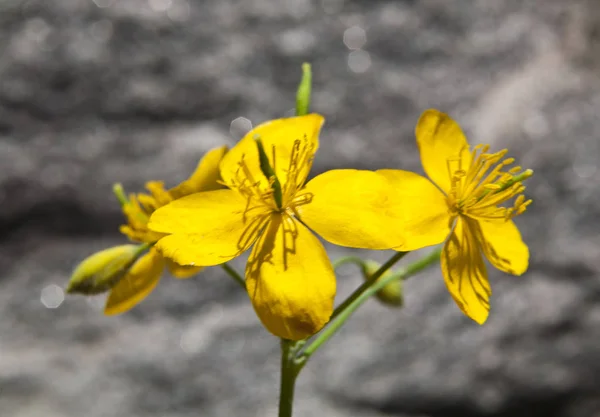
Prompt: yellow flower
<box><xmin>379</xmin><ymin>109</ymin><xmax>531</xmax><ymax>324</ymax></box>
<box><xmin>104</xmin><ymin>145</ymin><xmax>228</xmax><ymax>315</ymax></box>
<box><xmin>148</xmin><ymin>114</ymin><xmax>409</xmax><ymax>340</ymax></box>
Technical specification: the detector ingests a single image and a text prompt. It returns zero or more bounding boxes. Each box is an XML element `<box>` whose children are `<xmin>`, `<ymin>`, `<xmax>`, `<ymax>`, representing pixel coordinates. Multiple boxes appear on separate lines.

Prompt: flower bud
<box><xmin>296</xmin><ymin>62</ymin><xmax>312</xmax><ymax>116</ymax></box>
<box><xmin>66</xmin><ymin>244</ymin><xmax>144</xmax><ymax>295</ymax></box>
<box><xmin>363</xmin><ymin>260</ymin><xmax>403</xmax><ymax>307</ymax></box>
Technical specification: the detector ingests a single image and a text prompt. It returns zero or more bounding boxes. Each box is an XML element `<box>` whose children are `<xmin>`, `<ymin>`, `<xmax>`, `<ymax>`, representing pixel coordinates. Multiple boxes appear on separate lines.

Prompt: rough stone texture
<box><xmin>1</xmin><ymin>0</ymin><xmax>599</xmax><ymax>416</ymax></box>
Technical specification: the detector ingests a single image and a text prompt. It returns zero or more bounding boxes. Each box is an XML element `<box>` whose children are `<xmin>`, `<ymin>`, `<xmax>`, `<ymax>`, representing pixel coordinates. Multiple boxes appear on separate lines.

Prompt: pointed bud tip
<box><xmin>112</xmin><ymin>183</ymin><xmax>129</xmax><ymax>207</ymax></box>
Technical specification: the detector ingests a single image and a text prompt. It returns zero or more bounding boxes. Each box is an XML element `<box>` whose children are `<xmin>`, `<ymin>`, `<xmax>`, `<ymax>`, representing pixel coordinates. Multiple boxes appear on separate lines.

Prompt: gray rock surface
<box><xmin>1</xmin><ymin>0</ymin><xmax>599</xmax><ymax>416</ymax></box>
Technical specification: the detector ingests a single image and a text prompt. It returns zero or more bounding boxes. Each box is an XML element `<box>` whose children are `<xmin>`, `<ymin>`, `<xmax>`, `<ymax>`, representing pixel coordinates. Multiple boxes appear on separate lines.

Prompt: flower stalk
<box><xmin>330</xmin><ymin>251</ymin><xmax>408</xmax><ymax>321</ymax></box>
<box><xmin>279</xmin><ymin>339</ymin><xmax>301</xmax><ymax>417</ymax></box>
<box><xmin>297</xmin><ymin>248</ymin><xmax>442</xmax><ymax>364</ymax></box>
<box><xmin>221</xmin><ymin>263</ymin><xmax>246</xmax><ymax>289</ymax></box>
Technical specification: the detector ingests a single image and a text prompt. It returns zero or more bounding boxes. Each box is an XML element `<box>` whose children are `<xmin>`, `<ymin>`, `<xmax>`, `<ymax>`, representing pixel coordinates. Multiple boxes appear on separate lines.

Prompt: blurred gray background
<box><xmin>1</xmin><ymin>0</ymin><xmax>599</xmax><ymax>416</ymax></box>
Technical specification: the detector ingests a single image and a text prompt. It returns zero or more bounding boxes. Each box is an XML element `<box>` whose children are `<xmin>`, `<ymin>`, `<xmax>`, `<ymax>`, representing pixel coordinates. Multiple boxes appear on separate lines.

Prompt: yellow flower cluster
<box><xmin>68</xmin><ymin>109</ymin><xmax>531</xmax><ymax>340</ymax></box>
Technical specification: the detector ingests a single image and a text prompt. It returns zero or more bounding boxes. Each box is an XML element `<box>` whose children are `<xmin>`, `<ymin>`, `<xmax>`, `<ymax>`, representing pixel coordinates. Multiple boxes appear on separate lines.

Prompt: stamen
<box><xmin>234</xmin><ymin>155</ymin><xmax>276</xmax><ymax>209</ymax></box>
<box><xmin>452</xmin><ymin>143</ymin><xmax>533</xmax><ymax>222</ymax></box>
<box><xmin>447</xmin><ymin>157</ymin><xmax>465</xmax><ymax>199</ymax></box>
<box><xmin>291</xmin><ymin>192</ymin><xmax>313</xmax><ymax>207</ymax></box>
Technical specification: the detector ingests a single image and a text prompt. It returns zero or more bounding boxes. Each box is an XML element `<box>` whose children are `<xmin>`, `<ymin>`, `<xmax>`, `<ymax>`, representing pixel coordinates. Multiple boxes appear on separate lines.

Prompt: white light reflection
<box><xmin>343</xmin><ymin>25</ymin><xmax>367</xmax><ymax>50</ymax></box>
<box><xmin>41</xmin><ymin>284</ymin><xmax>64</xmax><ymax>309</ymax></box>
<box><xmin>348</xmin><ymin>50</ymin><xmax>371</xmax><ymax>73</ymax></box>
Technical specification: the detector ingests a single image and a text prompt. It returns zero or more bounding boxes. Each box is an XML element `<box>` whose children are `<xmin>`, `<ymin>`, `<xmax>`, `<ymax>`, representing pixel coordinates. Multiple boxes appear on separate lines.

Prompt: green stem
<box><xmin>298</xmin><ymin>248</ymin><xmax>441</xmax><ymax>362</ymax></box>
<box><xmin>279</xmin><ymin>339</ymin><xmax>299</xmax><ymax>417</ymax></box>
<box><xmin>221</xmin><ymin>263</ymin><xmax>246</xmax><ymax>289</ymax></box>
<box><xmin>332</xmin><ymin>255</ymin><xmax>366</xmax><ymax>272</ymax></box>
<box><xmin>330</xmin><ymin>251</ymin><xmax>408</xmax><ymax>322</ymax></box>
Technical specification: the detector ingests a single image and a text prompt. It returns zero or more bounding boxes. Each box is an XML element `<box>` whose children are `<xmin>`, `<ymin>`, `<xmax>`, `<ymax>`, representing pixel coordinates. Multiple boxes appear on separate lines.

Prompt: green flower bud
<box><xmin>296</xmin><ymin>62</ymin><xmax>312</xmax><ymax>116</ymax></box>
<box><xmin>66</xmin><ymin>244</ymin><xmax>145</xmax><ymax>295</ymax></box>
<box><xmin>363</xmin><ymin>260</ymin><xmax>404</xmax><ymax>307</ymax></box>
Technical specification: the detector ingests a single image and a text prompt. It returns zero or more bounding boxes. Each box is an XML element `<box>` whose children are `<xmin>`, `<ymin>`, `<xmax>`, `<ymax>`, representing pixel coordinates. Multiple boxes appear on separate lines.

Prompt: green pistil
<box><xmin>255</xmin><ymin>135</ymin><xmax>283</xmax><ymax>209</ymax></box>
<box><xmin>478</xmin><ymin>169</ymin><xmax>533</xmax><ymax>201</ymax></box>
<box><xmin>495</xmin><ymin>169</ymin><xmax>533</xmax><ymax>193</ymax></box>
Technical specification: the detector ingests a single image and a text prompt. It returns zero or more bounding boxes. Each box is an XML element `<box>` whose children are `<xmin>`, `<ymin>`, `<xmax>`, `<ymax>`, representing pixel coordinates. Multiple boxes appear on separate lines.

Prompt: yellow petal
<box><xmin>473</xmin><ymin>218</ymin><xmax>529</xmax><ymax>276</ymax></box>
<box><xmin>104</xmin><ymin>249</ymin><xmax>165</xmax><ymax>315</ymax></box>
<box><xmin>246</xmin><ymin>213</ymin><xmax>336</xmax><ymax>340</ymax></box>
<box><xmin>376</xmin><ymin>169</ymin><xmax>451</xmax><ymax>251</ymax></box>
<box><xmin>441</xmin><ymin>217</ymin><xmax>491</xmax><ymax>324</ymax></box>
<box><xmin>299</xmin><ymin>169</ymin><xmax>408</xmax><ymax>249</ymax></box>
<box><xmin>166</xmin><ymin>258</ymin><xmax>204</xmax><ymax>279</ymax></box>
<box><xmin>169</xmin><ymin>146</ymin><xmax>229</xmax><ymax>199</ymax></box>
<box><xmin>416</xmin><ymin>109</ymin><xmax>471</xmax><ymax>194</ymax></box>
<box><xmin>148</xmin><ymin>189</ymin><xmax>270</xmax><ymax>266</ymax></box>
<box><xmin>220</xmin><ymin>114</ymin><xmax>324</xmax><ymax>197</ymax></box>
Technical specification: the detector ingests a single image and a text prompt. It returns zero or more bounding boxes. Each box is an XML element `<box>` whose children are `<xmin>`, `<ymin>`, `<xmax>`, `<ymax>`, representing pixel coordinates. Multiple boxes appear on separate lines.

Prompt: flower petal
<box><xmin>299</xmin><ymin>169</ymin><xmax>407</xmax><ymax>249</ymax></box>
<box><xmin>220</xmin><ymin>115</ymin><xmax>324</xmax><ymax>196</ymax></box>
<box><xmin>104</xmin><ymin>249</ymin><xmax>164</xmax><ymax>315</ymax></box>
<box><xmin>246</xmin><ymin>213</ymin><xmax>336</xmax><ymax>340</ymax></box>
<box><xmin>416</xmin><ymin>109</ymin><xmax>471</xmax><ymax>194</ymax></box>
<box><xmin>166</xmin><ymin>258</ymin><xmax>204</xmax><ymax>279</ymax></box>
<box><xmin>441</xmin><ymin>217</ymin><xmax>491</xmax><ymax>324</ymax></box>
<box><xmin>148</xmin><ymin>189</ymin><xmax>270</xmax><ymax>266</ymax></box>
<box><xmin>473</xmin><ymin>218</ymin><xmax>529</xmax><ymax>276</ymax></box>
<box><xmin>169</xmin><ymin>145</ymin><xmax>229</xmax><ymax>199</ymax></box>
<box><xmin>377</xmin><ymin>169</ymin><xmax>452</xmax><ymax>251</ymax></box>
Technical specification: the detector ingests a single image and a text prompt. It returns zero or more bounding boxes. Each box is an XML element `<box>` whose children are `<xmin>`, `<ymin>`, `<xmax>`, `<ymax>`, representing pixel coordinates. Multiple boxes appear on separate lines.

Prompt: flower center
<box><xmin>230</xmin><ymin>137</ymin><xmax>315</xmax><ymax>220</ymax></box>
<box><xmin>446</xmin><ymin>144</ymin><xmax>532</xmax><ymax>221</ymax></box>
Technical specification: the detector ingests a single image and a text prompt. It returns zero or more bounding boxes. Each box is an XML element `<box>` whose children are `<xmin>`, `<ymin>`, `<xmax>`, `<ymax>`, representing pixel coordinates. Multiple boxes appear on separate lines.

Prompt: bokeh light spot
<box><xmin>41</xmin><ymin>284</ymin><xmax>64</xmax><ymax>309</ymax></box>
<box><xmin>347</xmin><ymin>50</ymin><xmax>371</xmax><ymax>73</ymax></box>
<box><xmin>343</xmin><ymin>26</ymin><xmax>367</xmax><ymax>50</ymax></box>
<box><xmin>230</xmin><ymin>117</ymin><xmax>253</xmax><ymax>140</ymax></box>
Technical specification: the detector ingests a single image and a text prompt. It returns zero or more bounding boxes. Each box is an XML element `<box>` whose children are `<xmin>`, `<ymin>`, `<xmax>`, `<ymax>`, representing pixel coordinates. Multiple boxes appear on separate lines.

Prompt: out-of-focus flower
<box><xmin>68</xmin><ymin>146</ymin><xmax>228</xmax><ymax>315</ymax></box>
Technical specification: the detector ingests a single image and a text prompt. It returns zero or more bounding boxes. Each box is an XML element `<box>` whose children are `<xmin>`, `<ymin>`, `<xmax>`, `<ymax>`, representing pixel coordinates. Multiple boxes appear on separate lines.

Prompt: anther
<box><xmin>514</xmin><ymin>194</ymin><xmax>526</xmax><ymax>208</ymax></box>
<box><xmin>509</xmin><ymin>166</ymin><xmax>522</xmax><ymax>174</ymax></box>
